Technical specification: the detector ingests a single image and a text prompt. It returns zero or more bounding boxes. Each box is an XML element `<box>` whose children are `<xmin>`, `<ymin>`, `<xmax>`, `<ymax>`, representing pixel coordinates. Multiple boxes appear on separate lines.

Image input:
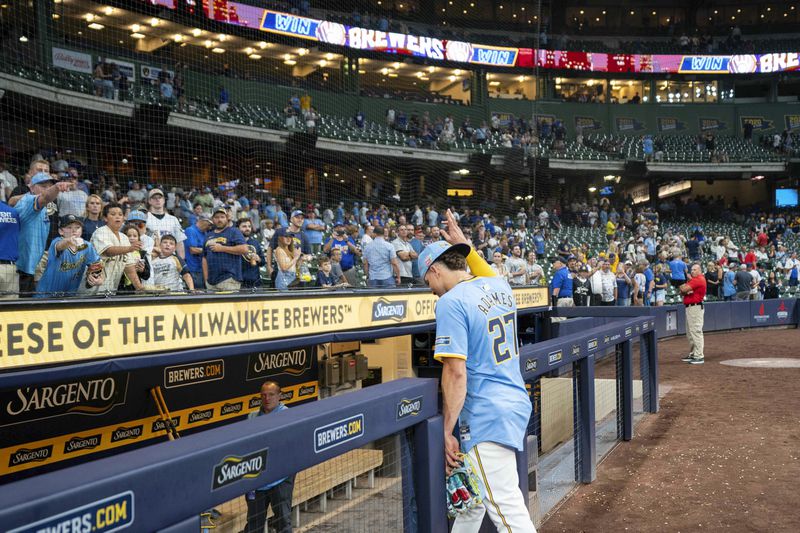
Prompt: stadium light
<box><xmin>19</xmin><ymin>35</ymin><xmax>28</xmax><ymax>42</ymax></box>
<box><xmin>84</xmin><ymin>13</ymin><xmax>95</xmax><ymax>21</ymax></box>
<box><xmin>588</xmin><ymin>186</ymin><xmax>597</xmax><ymax>192</ymax></box>
<box><xmin>130</xmin><ymin>24</ymin><xmax>141</xmax><ymax>32</ymax></box>
<box><xmin>88</xmin><ymin>23</ymin><xmax>105</xmax><ymax>30</ymax></box>
<box><xmin>249</xmin><ymin>54</ymin><xmax>261</xmax><ymax>60</ymax></box>
<box><xmin>103</xmin><ymin>6</ymin><xmax>115</xmax><ymax>15</ymax></box>
<box><xmin>258</xmin><ymin>42</ymin><xmax>269</xmax><ymax>49</ymax></box>
<box><xmin>131</xmin><ymin>33</ymin><xmax>145</xmax><ymax>39</ymax></box>
<box><xmin>173</xmin><ymin>34</ymin><xmax>183</xmax><ymax>42</ymax></box>
<box><xmin>149</xmin><ymin>18</ymin><xmax>160</xmax><ymax>27</ymax></box>
<box><xmin>191</xmin><ymin>28</ymin><xmax>202</xmax><ymax>37</ymax></box>
<box><xmin>212</xmin><ymin>48</ymin><xmax>225</xmax><ymax>54</ymax></box>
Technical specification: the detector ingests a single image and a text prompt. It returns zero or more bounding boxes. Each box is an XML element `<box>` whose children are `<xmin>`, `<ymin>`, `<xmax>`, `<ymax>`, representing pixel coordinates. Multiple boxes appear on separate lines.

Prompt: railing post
<box><xmin>411</xmin><ymin>415</ymin><xmax>447</xmax><ymax>533</ymax></box>
<box><xmin>645</xmin><ymin>331</ymin><xmax>659</xmax><ymax>413</ymax></box>
<box><xmin>573</xmin><ymin>354</ymin><xmax>596</xmax><ymax>483</ymax></box>
<box><xmin>620</xmin><ymin>340</ymin><xmax>633</xmax><ymax>441</ymax></box>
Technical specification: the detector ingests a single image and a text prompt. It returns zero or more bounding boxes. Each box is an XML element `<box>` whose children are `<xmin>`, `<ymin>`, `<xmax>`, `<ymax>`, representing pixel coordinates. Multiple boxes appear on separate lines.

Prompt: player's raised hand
<box><xmin>441</xmin><ymin>209</ymin><xmax>470</xmax><ymax>247</ymax></box>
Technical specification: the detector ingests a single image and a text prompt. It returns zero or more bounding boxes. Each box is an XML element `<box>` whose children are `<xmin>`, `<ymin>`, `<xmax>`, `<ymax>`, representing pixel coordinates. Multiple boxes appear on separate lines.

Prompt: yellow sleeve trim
<box><xmin>434</xmin><ymin>353</ymin><xmax>468</xmax><ymax>362</ymax></box>
<box><xmin>466</xmin><ymin>249</ymin><xmax>495</xmax><ymax>277</ymax></box>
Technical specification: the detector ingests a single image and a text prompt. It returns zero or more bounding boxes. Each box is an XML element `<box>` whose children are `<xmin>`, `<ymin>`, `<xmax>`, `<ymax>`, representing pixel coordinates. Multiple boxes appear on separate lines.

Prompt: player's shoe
<box><xmin>681</xmin><ymin>355</ymin><xmax>695</xmax><ymax>362</ymax></box>
<box><xmin>688</xmin><ymin>358</ymin><xmax>704</xmax><ymax>365</ymax></box>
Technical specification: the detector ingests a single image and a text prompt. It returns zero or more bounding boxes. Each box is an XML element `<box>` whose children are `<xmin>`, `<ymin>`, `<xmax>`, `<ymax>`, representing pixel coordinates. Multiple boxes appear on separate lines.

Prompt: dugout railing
<box><xmin>0</xmin><ymin>315</ymin><xmax>658</xmax><ymax>532</ymax></box>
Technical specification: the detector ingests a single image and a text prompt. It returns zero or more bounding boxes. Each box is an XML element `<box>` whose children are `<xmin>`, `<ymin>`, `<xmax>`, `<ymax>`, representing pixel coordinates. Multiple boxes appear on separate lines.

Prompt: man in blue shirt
<box><xmin>202</xmin><ymin>208</ymin><xmax>248</xmax><ymax>291</ymax></box>
<box><xmin>668</xmin><ymin>254</ymin><xmax>689</xmax><ymax>289</ymax></box>
<box><xmin>363</xmin><ymin>226</ymin><xmax>400</xmax><ymax>288</ymax></box>
<box><xmin>301</xmin><ymin>210</ymin><xmax>325</xmax><ymax>254</ymax></box>
<box><xmin>533</xmin><ymin>229</ymin><xmax>546</xmax><ymax>256</ymax></box>
<box><xmin>237</xmin><ymin>218</ymin><xmax>264</xmax><ymax>290</ymax></box>
<box><xmin>16</xmin><ymin>172</ymin><xmax>71</xmax><ymax>296</ymax></box>
<box><xmin>184</xmin><ymin>213</ymin><xmax>211</xmax><ymax>290</ymax></box>
<box><xmin>409</xmin><ymin>226</ymin><xmax>426</xmax><ymax>282</ymax></box>
<box><xmin>243</xmin><ymin>381</ymin><xmax>294</xmax><ymax>533</ymax></box>
<box><xmin>641</xmin><ymin>260</ymin><xmax>655</xmax><ymax>306</ymax></box>
<box><xmin>550</xmin><ymin>257</ymin><xmax>574</xmax><ymax>306</ymax></box>
<box><xmin>420</xmin><ymin>210</ymin><xmax>535</xmax><ymax>533</ymax></box>
<box><xmin>0</xmin><ymin>199</ymin><xmax>20</xmax><ymax>299</ymax></box>
<box><xmin>323</xmin><ymin>223</ymin><xmax>360</xmax><ymax>284</ymax></box>
<box><xmin>36</xmin><ymin>215</ymin><xmax>104</xmax><ymax>297</ymax></box>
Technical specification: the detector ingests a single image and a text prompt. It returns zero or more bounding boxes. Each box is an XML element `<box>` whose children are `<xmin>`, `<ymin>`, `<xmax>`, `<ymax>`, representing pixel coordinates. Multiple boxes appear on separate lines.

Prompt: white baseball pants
<box><xmin>452</xmin><ymin>441</ymin><xmax>537</xmax><ymax>533</ymax></box>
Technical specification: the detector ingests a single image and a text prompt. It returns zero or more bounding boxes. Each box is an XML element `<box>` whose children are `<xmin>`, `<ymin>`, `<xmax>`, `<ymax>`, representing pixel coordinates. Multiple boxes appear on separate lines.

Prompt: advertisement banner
<box><xmin>101</xmin><ymin>57</ymin><xmax>135</xmax><ymax>82</ymax></box>
<box><xmin>785</xmin><ymin>114</ymin><xmax>800</xmax><ymax>131</ymax></box>
<box><xmin>740</xmin><ymin>116</ymin><xmax>775</xmax><ymax>132</ymax></box>
<box><xmin>699</xmin><ymin>117</ymin><xmax>728</xmax><ymax>131</ymax></box>
<box><xmin>0</xmin><ymin>346</ymin><xmax>318</xmax><ymax>478</ymax></box>
<box><xmin>0</xmin><ymin>288</ymin><xmax>547</xmax><ymax>369</ymax></box>
<box><xmin>135</xmin><ymin>3</ymin><xmax>800</xmax><ymax>74</ymax></box>
<box><xmin>51</xmin><ymin>47</ymin><xmax>93</xmax><ymax>74</ymax></box>
<box><xmin>140</xmin><ymin>65</ymin><xmax>174</xmax><ymax>81</ymax></box>
<box><xmin>575</xmin><ymin>116</ymin><xmax>602</xmax><ymax>131</ymax></box>
<box><xmin>657</xmin><ymin>117</ymin><xmax>687</xmax><ymax>132</ymax></box>
<box><xmin>615</xmin><ymin>117</ymin><xmax>646</xmax><ymax>132</ymax></box>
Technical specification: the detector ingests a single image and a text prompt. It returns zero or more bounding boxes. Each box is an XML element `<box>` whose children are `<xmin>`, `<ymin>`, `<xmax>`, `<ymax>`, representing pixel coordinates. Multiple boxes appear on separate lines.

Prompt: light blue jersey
<box><xmin>433</xmin><ymin>275</ymin><xmax>532</xmax><ymax>453</ymax></box>
<box><xmin>36</xmin><ymin>238</ymin><xmax>101</xmax><ymax>297</ymax></box>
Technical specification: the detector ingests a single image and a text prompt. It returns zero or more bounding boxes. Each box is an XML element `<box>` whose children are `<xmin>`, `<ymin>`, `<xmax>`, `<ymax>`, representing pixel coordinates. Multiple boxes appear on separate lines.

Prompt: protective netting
<box><xmin>0</xmin><ymin>0</ymin><xmax>561</xmax><ymax>299</ymax></box>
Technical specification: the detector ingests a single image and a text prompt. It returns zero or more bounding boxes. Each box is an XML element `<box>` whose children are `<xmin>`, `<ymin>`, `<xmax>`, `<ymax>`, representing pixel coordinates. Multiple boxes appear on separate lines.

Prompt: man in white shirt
<box><xmin>360</xmin><ymin>224</ymin><xmax>374</xmax><ymax>250</ymax></box>
<box><xmin>56</xmin><ymin>174</ymin><xmax>88</xmax><ymax>217</ymax></box>
<box><xmin>506</xmin><ymin>245</ymin><xmax>527</xmax><ymax>285</ymax></box>
<box><xmin>748</xmin><ymin>263</ymin><xmax>762</xmax><ymax>300</ymax></box>
<box><xmin>0</xmin><ymin>162</ymin><xmax>17</xmax><ymax>202</ymax></box>
<box><xmin>146</xmin><ymin>188</ymin><xmax>186</xmax><ymax>259</ymax></box>
<box><xmin>392</xmin><ymin>224</ymin><xmax>417</xmax><ymax>285</ymax></box>
<box><xmin>591</xmin><ymin>259</ymin><xmax>617</xmax><ymax>305</ymax></box>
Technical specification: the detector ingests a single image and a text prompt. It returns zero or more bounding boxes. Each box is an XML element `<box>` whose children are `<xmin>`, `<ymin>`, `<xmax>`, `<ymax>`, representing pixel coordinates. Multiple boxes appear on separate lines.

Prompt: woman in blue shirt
<box><xmin>722</xmin><ymin>266</ymin><xmax>737</xmax><ymax>301</ymax></box>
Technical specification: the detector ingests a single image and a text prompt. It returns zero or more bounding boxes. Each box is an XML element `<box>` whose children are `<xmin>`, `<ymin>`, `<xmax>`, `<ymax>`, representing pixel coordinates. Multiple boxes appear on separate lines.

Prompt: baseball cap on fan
<box><xmin>417</xmin><ymin>241</ymin><xmax>471</xmax><ymax>280</ymax></box>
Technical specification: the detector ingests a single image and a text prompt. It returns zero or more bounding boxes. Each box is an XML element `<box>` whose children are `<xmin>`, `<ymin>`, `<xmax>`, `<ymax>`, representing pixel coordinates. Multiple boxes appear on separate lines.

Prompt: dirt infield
<box><xmin>542</xmin><ymin>328</ymin><xmax>800</xmax><ymax>533</ymax></box>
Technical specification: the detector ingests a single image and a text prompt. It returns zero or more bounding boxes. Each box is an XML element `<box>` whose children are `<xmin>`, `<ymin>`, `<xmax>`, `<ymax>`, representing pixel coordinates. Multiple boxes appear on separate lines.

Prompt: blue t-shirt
<box><xmin>533</xmin><ymin>235</ymin><xmax>545</xmax><ymax>255</ymax></box>
<box><xmin>302</xmin><ymin>218</ymin><xmax>324</xmax><ymax>245</ymax></box>
<box><xmin>410</xmin><ymin>238</ymin><xmax>425</xmax><ymax>278</ymax></box>
<box><xmin>16</xmin><ymin>193</ymin><xmax>50</xmax><ymax>275</ymax></box>
<box><xmin>433</xmin><ymin>276</ymin><xmax>531</xmax><ymax>453</ymax></box>
<box><xmin>241</xmin><ymin>236</ymin><xmax>264</xmax><ymax>283</ymax></box>
<box><xmin>668</xmin><ymin>259</ymin><xmax>687</xmax><ymax>281</ymax></box>
<box><xmin>550</xmin><ymin>265</ymin><xmax>573</xmax><ymax>297</ymax></box>
<box><xmin>643</xmin><ymin>137</ymin><xmax>654</xmax><ymax>154</ymax></box>
<box><xmin>184</xmin><ymin>224</ymin><xmax>207</xmax><ymax>273</ymax></box>
<box><xmin>275</xmin><ymin>210</ymin><xmax>288</xmax><ymax>228</ymax></box>
<box><xmin>316</xmin><ymin>270</ymin><xmax>335</xmax><ymax>287</ymax></box>
<box><xmin>204</xmin><ymin>227</ymin><xmax>245</xmax><ymax>284</ymax></box>
<box><xmin>616</xmin><ymin>277</ymin><xmax>630</xmax><ymax>300</ymax></box>
<box><xmin>643</xmin><ymin>267</ymin><xmax>654</xmax><ymax>295</ymax></box>
<box><xmin>81</xmin><ymin>218</ymin><xmax>104</xmax><ymax>243</ymax></box>
<box><xmin>0</xmin><ymin>201</ymin><xmax>20</xmax><ymax>262</ymax></box>
<box><xmin>722</xmin><ymin>270</ymin><xmax>736</xmax><ymax>297</ymax></box>
<box><xmin>325</xmin><ymin>236</ymin><xmax>357</xmax><ymax>270</ymax></box>
<box><xmin>36</xmin><ymin>238</ymin><xmax>101</xmax><ymax>296</ymax></box>
<box><xmin>250</xmin><ymin>404</ymin><xmax>289</xmax><ymax>490</ymax></box>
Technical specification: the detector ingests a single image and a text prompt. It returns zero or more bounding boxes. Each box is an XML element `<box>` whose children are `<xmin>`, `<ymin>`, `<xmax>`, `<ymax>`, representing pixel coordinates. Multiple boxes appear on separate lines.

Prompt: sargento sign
<box><xmin>0</xmin><ymin>375</ymin><xmax>129</xmax><ymax>427</ymax></box>
<box><xmin>0</xmin><ymin>290</ymin><xmax>546</xmax><ymax>369</ymax></box>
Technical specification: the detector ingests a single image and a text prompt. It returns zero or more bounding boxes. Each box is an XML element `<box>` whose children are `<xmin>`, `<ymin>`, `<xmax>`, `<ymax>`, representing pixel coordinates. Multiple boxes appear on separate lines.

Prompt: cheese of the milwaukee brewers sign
<box><xmin>0</xmin><ymin>289</ymin><xmax>547</xmax><ymax>369</ymax></box>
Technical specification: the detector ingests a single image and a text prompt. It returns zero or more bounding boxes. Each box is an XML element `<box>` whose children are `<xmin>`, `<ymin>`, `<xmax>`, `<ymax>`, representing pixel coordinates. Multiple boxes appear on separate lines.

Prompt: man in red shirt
<box><xmin>680</xmin><ymin>263</ymin><xmax>707</xmax><ymax>364</ymax></box>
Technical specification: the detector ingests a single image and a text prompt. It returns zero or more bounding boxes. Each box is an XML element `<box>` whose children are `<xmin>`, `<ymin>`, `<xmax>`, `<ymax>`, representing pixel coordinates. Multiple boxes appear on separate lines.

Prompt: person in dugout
<box><xmin>242</xmin><ymin>381</ymin><xmax>295</xmax><ymax>533</ymax></box>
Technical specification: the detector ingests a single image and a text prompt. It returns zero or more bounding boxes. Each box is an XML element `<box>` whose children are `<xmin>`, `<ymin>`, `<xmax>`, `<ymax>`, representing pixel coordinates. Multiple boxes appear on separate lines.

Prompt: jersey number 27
<box><xmin>488</xmin><ymin>312</ymin><xmax>518</xmax><ymax>365</ymax></box>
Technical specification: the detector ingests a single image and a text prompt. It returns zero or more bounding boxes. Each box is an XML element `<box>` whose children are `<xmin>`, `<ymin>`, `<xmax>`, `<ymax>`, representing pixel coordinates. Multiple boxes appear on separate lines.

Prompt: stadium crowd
<box><xmin>1</xmin><ymin>153</ymin><xmax>799</xmax><ymax>300</ymax></box>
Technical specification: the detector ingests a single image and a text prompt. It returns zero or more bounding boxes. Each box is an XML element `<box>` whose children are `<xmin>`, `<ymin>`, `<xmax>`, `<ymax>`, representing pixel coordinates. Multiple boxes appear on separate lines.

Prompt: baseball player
<box><xmin>418</xmin><ymin>209</ymin><xmax>535</xmax><ymax>533</ymax></box>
